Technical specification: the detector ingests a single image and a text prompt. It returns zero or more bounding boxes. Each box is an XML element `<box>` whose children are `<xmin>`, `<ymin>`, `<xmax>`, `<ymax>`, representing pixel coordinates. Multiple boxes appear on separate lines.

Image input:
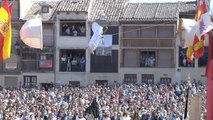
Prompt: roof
<box><xmin>119</xmin><ymin>1</ymin><xmax>196</xmax><ymax>22</ymax></box>
<box><xmin>57</xmin><ymin>0</ymin><xmax>91</xmax><ymax>12</ymax></box>
<box><xmin>88</xmin><ymin>0</ymin><xmax>128</xmax><ymax>22</ymax></box>
<box><xmin>179</xmin><ymin>1</ymin><xmax>196</xmax><ymax>14</ymax></box>
<box><xmin>22</xmin><ymin>2</ymin><xmax>60</xmax><ymax>21</ymax></box>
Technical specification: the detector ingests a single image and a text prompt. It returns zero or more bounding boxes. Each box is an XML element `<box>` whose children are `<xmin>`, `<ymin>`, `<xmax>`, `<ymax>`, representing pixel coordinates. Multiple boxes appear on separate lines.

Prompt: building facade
<box><xmin>0</xmin><ymin>0</ymin><xmax>207</xmax><ymax>88</ymax></box>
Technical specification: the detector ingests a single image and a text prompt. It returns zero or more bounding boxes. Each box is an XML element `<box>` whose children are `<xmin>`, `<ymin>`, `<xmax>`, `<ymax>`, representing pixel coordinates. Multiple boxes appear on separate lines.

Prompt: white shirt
<box><xmin>121</xmin><ymin>116</ymin><xmax>131</xmax><ymax>120</ymax></box>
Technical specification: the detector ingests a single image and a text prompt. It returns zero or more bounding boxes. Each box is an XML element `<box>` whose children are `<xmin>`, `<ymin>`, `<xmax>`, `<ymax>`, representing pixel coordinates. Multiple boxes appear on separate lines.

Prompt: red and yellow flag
<box><xmin>187</xmin><ymin>0</ymin><xmax>207</xmax><ymax>62</ymax></box>
<box><xmin>0</xmin><ymin>0</ymin><xmax>12</xmax><ymax>61</ymax></box>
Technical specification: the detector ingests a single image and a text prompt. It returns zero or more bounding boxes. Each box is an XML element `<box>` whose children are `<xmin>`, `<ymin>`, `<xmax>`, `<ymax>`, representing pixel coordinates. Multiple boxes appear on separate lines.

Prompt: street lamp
<box><xmin>15</xmin><ymin>41</ymin><xmax>21</xmax><ymax>56</ymax></box>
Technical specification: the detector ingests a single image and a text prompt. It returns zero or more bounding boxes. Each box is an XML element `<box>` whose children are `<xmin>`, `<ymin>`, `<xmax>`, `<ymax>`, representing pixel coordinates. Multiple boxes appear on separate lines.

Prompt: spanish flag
<box><xmin>186</xmin><ymin>0</ymin><xmax>207</xmax><ymax>62</ymax></box>
<box><xmin>0</xmin><ymin>0</ymin><xmax>12</xmax><ymax>61</ymax></box>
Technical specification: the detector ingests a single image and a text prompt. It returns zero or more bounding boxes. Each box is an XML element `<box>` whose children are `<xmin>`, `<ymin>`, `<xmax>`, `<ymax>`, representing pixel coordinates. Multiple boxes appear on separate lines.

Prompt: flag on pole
<box><xmin>206</xmin><ymin>0</ymin><xmax>213</xmax><ymax>120</ymax></box>
<box><xmin>187</xmin><ymin>0</ymin><xmax>208</xmax><ymax>62</ymax></box>
<box><xmin>179</xmin><ymin>18</ymin><xmax>197</xmax><ymax>48</ymax></box>
<box><xmin>88</xmin><ymin>22</ymin><xmax>103</xmax><ymax>54</ymax></box>
<box><xmin>181</xmin><ymin>13</ymin><xmax>213</xmax><ymax>48</ymax></box>
<box><xmin>19</xmin><ymin>17</ymin><xmax>43</xmax><ymax>49</ymax></box>
<box><xmin>0</xmin><ymin>0</ymin><xmax>12</xmax><ymax>61</ymax></box>
<box><xmin>193</xmin><ymin>0</ymin><xmax>208</xmax><ymax>58</ymax></box>
<box><xmin>206</xmin><ymin>30</ymin><xmax>213</xmax><ymax>120</ymax></box>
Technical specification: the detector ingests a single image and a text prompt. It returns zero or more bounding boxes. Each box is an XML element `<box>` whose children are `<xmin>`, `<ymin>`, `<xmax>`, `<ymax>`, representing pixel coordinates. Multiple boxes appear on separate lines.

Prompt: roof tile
<box><xmin>88</xmin><ymin>0</ymin><xmax>128</xmax><ymax>22</ymax></box>
<box><xmin>57</xmin><ymin>0</ymin><xmax>91</xmax><ymax>12</ymax></box>
<box><xmin>23</xmin><ymin>2</ymin><xmax>59</xmax><ymax>21</ymax></box>
<box><xmin>120</xmin><ymin>1</ymin><xmax>196</xmax><ymax>21</ymax></box>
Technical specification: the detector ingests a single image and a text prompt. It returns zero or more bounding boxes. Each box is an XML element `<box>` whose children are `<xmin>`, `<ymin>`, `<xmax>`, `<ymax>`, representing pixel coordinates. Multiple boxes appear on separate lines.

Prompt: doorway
<box><xmin>69</xmin><ymin>81</ymin><xmax>80</xmax><ymax>87</ymax></box>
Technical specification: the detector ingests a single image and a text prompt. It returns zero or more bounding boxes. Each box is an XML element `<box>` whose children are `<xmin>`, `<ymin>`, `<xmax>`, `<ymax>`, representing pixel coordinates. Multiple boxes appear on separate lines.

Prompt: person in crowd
<box><xmin>0</xmin><ymin>80</ymin><xmax>206</xmax><ymax>120</ymax></box>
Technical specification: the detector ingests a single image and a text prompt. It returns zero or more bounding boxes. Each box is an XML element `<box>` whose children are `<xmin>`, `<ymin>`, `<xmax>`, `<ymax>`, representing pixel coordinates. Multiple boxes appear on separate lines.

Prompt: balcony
<box><xmin>20</xmin><ymin>47</ymin><xmax>54</xmax><ymax>73</ymax></box>
<box><xmin>121</xmin><ymin>38</ymin><xmax>174</xmax><ymax>47</ymax></box>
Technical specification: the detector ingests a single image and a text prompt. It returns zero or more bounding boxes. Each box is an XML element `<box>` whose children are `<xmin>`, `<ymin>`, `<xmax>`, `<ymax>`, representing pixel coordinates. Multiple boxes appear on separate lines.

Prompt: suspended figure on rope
<box><xmin>88</xmin><ymin>18</ymin><xmax>108</xmax><ymax>55</ymax></box>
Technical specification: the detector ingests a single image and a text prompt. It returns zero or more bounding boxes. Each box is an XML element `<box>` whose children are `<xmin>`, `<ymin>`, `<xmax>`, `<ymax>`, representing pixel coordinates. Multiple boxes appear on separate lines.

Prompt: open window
<box><xmin>140</xmin><ymin>51</ymin><xmax>156</xmax><ymax>67</ymax></box>
<box><xmin>59</xmin><ymin>49</ymin><xmax>86</xmax><ymax>72</ymax></box>
<box><xmin>198</xmin><ymin>47</ymin><xmax>208</xmax><ymax>67</ymax></box>
<box><xmin>60</xmin><ymin>20</ymin><xmax>86</xmax><ymax>36</ymax></box>
<box><xmin>179</xmin><ymin>47</ymin><xmax>195</xmax><ymax>67</ymax></box>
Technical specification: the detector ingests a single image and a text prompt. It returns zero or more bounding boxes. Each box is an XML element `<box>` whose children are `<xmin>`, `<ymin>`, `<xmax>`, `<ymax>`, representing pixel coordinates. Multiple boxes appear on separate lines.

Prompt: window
<box><xmin>22</xmin><ymin>52</ymin><xmax>37</xmax><ymax>71</ymax></box>
<box><xmin>179</xmin><ymin>47</ymin><xmax>195</xmax><ymax>67</ymax></box>
<box><xmin>140</xmin><ymin>51</ymin><xmax>156</xmax><ymax>67</ymax></box>
<box><xmin>41</xmin><ymin>6</ymin><xmax>49</xmax><ymax>13</ymax></box>
<box><xmin>60</xmin><ymin>20</ymin><xmax>86</xmax><ymax>36</ymax></box>
<box><xmin>160</xmin><ymin>77</ymin><xmax>171</xmax><ymax>84</ymax></box>
<box><xmin>23</xmin><ymin>76</ymin><xmax>37</xmax><ymax>88</ymax></box>
<box><xmin>198</xmin><ymin>47</ymin><xmax>208</xmax><ymax>67</ymax></box>
<box><xmin>91</xmin><ymin>50</ymin><xmax>118</xmax><ymax>73</ymax></box>
<box><xmin>22</xmin><ymin>51</ymin><xmax>54</xmax><ymax>72</ymax></box>
<box><xmin>142</xmin><ymin>74</ymin><xmax>154</xmax><ymax>84</ymax></box>
<box><xmin>60</xmin><ymin>49</ymin><xmax>86</xmax><ymax>72</ymax></box>
<box><xmin>124</xmin><ymin>74</ymin><xmax>137</xmax><ymax>84</ymax></box>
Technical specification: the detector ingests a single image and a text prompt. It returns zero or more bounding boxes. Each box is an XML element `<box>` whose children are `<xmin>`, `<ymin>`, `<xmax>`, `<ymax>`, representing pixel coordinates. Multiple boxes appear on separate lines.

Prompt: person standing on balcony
<box><xmin>61</xmin><ymin>54</ymin><xmax>67</xmax><ymax>71</ymax></box>
<box><xmin>79</xmin><ymin>25</ymin><xmax>86</xmax><ymax>36</ymax></box>
<box><xmin>71</xmin><ymin>25</ymin><xmax>78</xmax><ymax>36</ymax></box>
<box><xmin>80</xmin><ymin>56</ymin><xmax>86</xmax><ymax>71</ymax></box>
<box><xmin>67</xmin><ymin>54</ymin><xmax>72</xmax><ymax>72</ymax></box>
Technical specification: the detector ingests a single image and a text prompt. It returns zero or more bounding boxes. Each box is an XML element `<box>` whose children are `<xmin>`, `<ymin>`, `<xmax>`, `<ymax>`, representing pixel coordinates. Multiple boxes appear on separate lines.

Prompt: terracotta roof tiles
<box><xmin>57</xmin><ymin>0</ymin><xmax>91</xmax><ymax>12</ymax></box>
<box><xmin>120</xmin><ymin>1</ymin><xmax>196</xmax><ymax>21</ymax></box>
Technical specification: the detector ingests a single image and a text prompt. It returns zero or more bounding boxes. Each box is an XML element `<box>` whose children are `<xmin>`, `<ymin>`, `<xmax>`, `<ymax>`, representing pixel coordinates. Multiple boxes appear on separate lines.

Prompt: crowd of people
<box><xmin>0</xmin><ymin>80</ymin><xmax>206</xmax><ymax>120</ymax></box>
<box><xmin>62</xmin><ymin>24</ymin><xmax>86</xmax><ymax>36</ymax></box>
<box><xmin>60</xmin><ymin>54</ymin><xmax>86</xmax><ymax>72</ymax></box>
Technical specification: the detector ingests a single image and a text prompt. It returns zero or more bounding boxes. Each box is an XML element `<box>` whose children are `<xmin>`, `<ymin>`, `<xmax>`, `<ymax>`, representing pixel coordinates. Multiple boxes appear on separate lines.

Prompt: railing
<box><xmin>21</xmin><ymin>60</ymin><xmax>54</xmax><ymax>73</ymax></box>
<box><xmin>121</xmin><ymin>38</ymin><xmax>174</xmax><ymax>47</ymax></box>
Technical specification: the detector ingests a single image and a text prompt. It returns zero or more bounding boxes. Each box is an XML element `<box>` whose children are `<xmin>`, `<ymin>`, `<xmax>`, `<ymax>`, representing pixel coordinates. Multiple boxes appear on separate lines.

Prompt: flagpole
<box><xmin>206</xmin><ymin>30</ymin><xmax>213</xmax><ymax>120</ymax></box>
<box><xmin>9</xmin><ymin>0</ymin><xmax>16</xmax><ymax>6</ymax></box>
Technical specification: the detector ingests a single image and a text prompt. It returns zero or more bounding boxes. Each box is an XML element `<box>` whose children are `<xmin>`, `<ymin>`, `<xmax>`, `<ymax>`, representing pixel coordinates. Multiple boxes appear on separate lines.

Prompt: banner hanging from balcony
<box><xmin>19</xmin><ymin>17</ymin><xmax>43</xmax><ymax>49</ymax></box>
<box><xmin>39</xmin><ymin>60</ymin><xmax>52</xmax><ymax>69</ymax></box>
<box><xmin>95</xmin><ymin>35</ymin><xmax>112</xmax><ymax>56</ymax></box>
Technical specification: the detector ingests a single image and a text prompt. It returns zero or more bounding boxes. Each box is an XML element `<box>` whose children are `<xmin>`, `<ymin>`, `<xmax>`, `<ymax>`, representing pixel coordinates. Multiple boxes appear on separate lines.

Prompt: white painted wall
<box><xmin>120</xmin><ymin>67</ymin><xmax>206</xmax><ymax>84</ymax></box>
<box><xmin>57</xmin><ymin>36</ymin><xmax>89</xmax><ymax>49</ymax></box>
<box><xmin>56</xmin><ymin>72</ymin><xmax>119</xmax><ymax>86</ymax></box>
